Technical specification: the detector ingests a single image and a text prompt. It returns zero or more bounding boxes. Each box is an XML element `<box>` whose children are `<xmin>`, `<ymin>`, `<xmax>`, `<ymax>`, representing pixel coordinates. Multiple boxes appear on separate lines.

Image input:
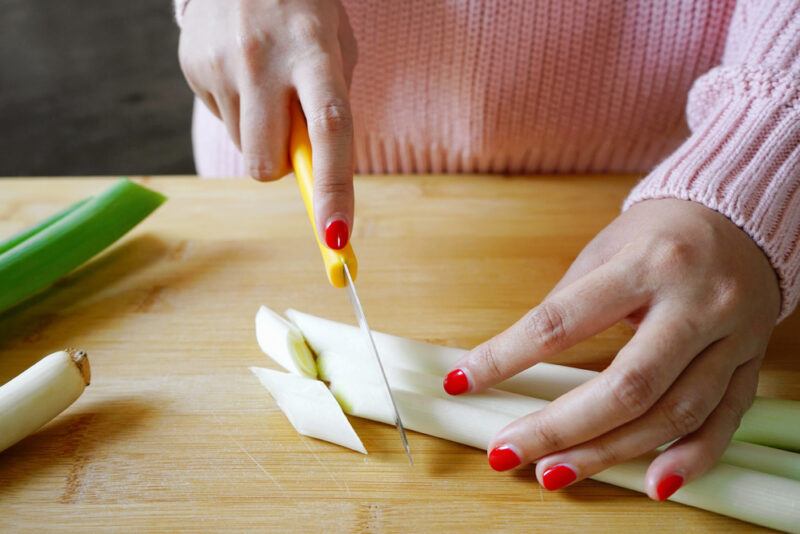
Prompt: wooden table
<box><xmin>1</xmin><ymin>176</ymin><xmax>797</xmax><ymax>532</ymax></box>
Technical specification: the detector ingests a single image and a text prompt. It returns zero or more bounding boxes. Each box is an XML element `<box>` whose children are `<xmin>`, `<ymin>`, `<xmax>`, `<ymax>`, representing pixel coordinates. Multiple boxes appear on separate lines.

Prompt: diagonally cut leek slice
<box><xmin>1</xmin><ymin>349</ymin><xmax>91</xmax><ymax>454</ymax></box>
<box><xmin>249</xmin><ymin>367</ymin><xmax>366</xmax><ymax>454</ymax></box>
<box><xmin>255</xmin><ymin>306</ymin><xmax>317</xmax><ymax>378</ymax></box>
<box><xmin>285</xmin><ymin>308</ymin><xmax>800</xmax><ymax>451</ymax></box>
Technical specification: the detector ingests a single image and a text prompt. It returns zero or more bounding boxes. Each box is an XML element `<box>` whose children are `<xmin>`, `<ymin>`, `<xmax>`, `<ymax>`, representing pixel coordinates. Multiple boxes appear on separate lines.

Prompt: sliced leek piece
<box><xmin>250</xmin><ymin>366</ymin><xmax>366</xmax><ymax>454</ymax></box>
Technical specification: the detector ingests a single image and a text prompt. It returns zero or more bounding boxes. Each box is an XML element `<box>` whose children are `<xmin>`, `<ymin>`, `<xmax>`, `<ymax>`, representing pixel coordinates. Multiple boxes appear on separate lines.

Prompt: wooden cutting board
<box><xmin>1</xmin><ymin>176</ymin><xmax>797</xmax><ymax>532</ymax></box>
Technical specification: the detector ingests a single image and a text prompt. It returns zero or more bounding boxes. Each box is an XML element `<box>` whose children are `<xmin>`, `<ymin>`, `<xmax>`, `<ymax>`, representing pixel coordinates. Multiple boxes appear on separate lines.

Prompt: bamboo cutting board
<box><xmin>0</xmin><ymin>176</ymin><xmax>797</xmax><ymax>532</ymax></box>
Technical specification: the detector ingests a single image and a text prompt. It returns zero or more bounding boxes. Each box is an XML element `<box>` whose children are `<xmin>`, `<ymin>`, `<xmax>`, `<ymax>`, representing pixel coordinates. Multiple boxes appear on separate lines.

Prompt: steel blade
<box><xmin>342</xmin><ymin>261</ymin><xmax>413</xmax><ymax>465</ymax></box>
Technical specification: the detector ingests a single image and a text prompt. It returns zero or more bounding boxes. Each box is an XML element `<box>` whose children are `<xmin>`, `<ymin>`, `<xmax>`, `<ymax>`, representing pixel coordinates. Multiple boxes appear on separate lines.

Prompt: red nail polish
<box><xmin>325</xmin><ymin>219</ymin><xmax>349</xmax><ymax>250</ymax></box>
<box><xmin>656</xmin><ymin>474</ymin><xmax>684</xmax><ymax>501</ymax></box>
<box><xmin>488</xmin><ymin>445</ymin><xmax>521</xmax><ymax>471</ymax></box>
<box><xmin>541</xmin><ymin>464</ymin><xmax>577</xmax><ymax>490</ymax></box>
<box><xmin>443</xmin><ymin>369</ymin><xmax>469</xmax><ymax>395</ymax></box>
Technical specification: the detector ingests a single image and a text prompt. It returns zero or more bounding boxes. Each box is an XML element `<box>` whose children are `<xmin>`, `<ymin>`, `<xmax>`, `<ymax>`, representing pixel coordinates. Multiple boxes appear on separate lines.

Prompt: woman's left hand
<box><xmin>444</xmin><ymin>198</ymin><xmax>781</xmax><ymax>500</ymax></box>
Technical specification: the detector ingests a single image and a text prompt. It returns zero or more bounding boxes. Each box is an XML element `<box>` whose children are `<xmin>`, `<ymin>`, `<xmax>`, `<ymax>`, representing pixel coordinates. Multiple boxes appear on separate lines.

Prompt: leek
<box><xmin>720</xmin><ymin>440</ymin><xmax>800</xmax><ymax>481</ymax></box>
<box><xmin>316</xmin><ymin>346</ymin><xmax>800</xmax><ymax>482</ymax></box>
<box><xmin>0</xmin><ymin>198</ymin><xmax>89</xmax><ymax>255</ymax></box>
<box><xmin>0</xmin><ymin>349</ymin><xmax>91</xmax><ymax>454</ymax></box>
<box><xmin>0</xmin><ymin>179</ymin><xmax>166</xmax><ymax>314</ymax></box>
<box><xmin>254</xmin><ymin>307</ymin><xmax>800</xmax><ymax>532</ymax></box>
<box><xmin>328</xmin><ymin>368</ymin><xmax>800</xmax><ymax>533</ymax></box>
<box><xmin>286</xmin><ymin>309</ymin><xmax>800</xmax><ymax>451</ymax></box>
<box><xmin>250</xmin><ymin>366</ymin><xmax>365</xmax><ymax>453</ymax></box>
<box><xmin>255</xmin><ymin>306</ymin><xmax>318</xmax><ymax>378</ymax></box>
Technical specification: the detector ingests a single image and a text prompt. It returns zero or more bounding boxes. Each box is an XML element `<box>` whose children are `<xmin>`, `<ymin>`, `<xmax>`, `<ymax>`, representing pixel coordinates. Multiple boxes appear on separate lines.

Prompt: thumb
<box><xmin>294</xmin><ymin>58</ymin><xmax>354</xmax><ymax>250</ymax></box>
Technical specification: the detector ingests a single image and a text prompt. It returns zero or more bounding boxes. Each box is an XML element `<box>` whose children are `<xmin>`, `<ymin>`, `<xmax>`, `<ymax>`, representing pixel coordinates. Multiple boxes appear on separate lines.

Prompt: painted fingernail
<box><xmin>488</xmin><ymin>445</ymin><xmax>522</xmax><ymax>471</ymax></box>
<box><xmin>541</xmin><ymin>464</ymin><xmax>577</xmax><ymax>490</ymax></box>
<box><xmin>443</xmin><ymin>369</ymin><xmax>470</xmax><ymax>395</ymax></box>
<box><xmin>325</xmin><ymin>219</ymin><xmax>349</xmax><ymax>250</ymax></box>
<box><xmin>656</xmin><ymin>474</ymin><xmax>684</xmax><ymax>501</ymax></box>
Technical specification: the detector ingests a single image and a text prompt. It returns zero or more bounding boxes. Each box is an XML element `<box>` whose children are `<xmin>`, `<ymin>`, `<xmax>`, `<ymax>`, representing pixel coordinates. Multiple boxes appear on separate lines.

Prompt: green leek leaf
<box><xmin>0</xmin><ymin>179</ymin><xmax>166</xmax><ymax>314</ymax></box>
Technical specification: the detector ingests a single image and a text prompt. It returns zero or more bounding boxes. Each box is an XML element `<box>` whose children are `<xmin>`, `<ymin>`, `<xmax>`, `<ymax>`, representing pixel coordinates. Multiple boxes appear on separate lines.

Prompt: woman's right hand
<box><xmin>178</xmin><ymin>0</ymin><xmax>358</xmax><ymax>249</ymax></box>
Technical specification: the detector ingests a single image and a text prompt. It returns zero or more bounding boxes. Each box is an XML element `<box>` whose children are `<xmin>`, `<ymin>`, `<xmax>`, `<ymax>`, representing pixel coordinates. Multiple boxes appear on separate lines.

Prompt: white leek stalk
<box><xmin>592</xmin><ymin>457</ymin><xmax>800</xmax><ymax>534</ymax></box>
<box><xmin>330</xmin><ymin>371</ymin><xmax>800</xmax><ymax>533</ymax></box>
<box><xmin>318</xmin><ymin>349</ymin><xmax>800</xmax><ymax>481</ymax></box>
<box><xmin>255</xmin><ymin>307</ymin><xmax>800</xmax><ymax>531</ymax></box>
<box><xmin>286</xmin><ymin>309</ymin><xmax>800</xmax><ymax>451</ymax></box>
<box><xmin>0</xmin><ymin>349</ymin><xmax>91</xmax><ymax>454</ymax></box>
<box><xmin>250</xmin><ymin>366</ymin><xmax>366</xmax><ymax>454</ymax></box>
<box><xmin>720</xmin><ymin>440</ymin><xmax>800</xmax><ymax>481</ymax></box>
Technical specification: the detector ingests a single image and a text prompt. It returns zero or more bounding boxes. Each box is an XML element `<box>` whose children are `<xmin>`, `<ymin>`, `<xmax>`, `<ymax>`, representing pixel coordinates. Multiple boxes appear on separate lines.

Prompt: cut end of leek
<box><xmin>255</xmin><ymin>306</ymin><xmax>318</xmax><ymax>378</ymax></box>
<box><xmin>0</xmin><ymin>350</ymin><xmax>90</xmax><ymax>454</ymax></box>
<box><xmin>66</xmin><ymin>348</ymin><xmax>91</xmax><ymax>386</ymax></box>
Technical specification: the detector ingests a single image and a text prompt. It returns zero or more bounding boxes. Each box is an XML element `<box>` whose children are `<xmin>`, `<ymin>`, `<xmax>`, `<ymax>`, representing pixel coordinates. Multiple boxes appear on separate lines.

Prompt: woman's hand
<box><xmin>444</xmin><ymin>199</ymin><xmax>781</xmax><ymax>500</ymax></box>
<box><xmin>178</xmin><ymin>0</ymin><xmax>358</xmax><ymax>248</ymax></box>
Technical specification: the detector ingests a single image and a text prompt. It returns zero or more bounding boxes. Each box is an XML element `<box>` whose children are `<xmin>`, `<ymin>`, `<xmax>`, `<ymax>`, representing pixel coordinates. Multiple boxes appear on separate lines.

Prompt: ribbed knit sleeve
<box><xmin>174</xmin><ymin>0</ymin><xmax>190</xmax><ymax>27</ymax></box>
<box><xmin>624</xmin><ymin>1</ymin><xmax>800</xmax><ymax>320</ymax></box>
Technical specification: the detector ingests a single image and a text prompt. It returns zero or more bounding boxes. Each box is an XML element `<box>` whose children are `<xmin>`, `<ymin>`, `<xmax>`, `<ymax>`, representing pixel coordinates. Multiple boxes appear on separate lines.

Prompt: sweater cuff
<box><xmin>623</xmin><ymin>66</ymin><xmax>800</xmax><ymax>321</ymax></box>
<box><xmin>174</xmin><ymin>0</ymin><xmax>191</xmax><ymax>27</ymax></box>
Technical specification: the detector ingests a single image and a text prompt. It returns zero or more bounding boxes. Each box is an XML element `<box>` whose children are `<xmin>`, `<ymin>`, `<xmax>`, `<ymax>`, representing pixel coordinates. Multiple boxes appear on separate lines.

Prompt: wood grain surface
<box><xmin>1</xmin><ymin>176</ymin><xmax>797</xmax><ymax>532</ymax></box>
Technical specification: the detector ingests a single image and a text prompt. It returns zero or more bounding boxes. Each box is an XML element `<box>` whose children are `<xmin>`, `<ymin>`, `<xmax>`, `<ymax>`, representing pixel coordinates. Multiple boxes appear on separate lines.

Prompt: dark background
<box><xmin>0</xmin><ymin>0</ymin><xmax>195</xmax><ymax>176</ymax></box>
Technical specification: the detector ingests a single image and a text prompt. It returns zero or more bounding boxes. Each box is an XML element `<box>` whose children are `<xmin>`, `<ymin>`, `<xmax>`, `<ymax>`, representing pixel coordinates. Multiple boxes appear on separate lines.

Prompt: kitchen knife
<box><xmin>289</xmin><ymin>101</ymin><xmax>413</xmax><ymax>465</ymax></box>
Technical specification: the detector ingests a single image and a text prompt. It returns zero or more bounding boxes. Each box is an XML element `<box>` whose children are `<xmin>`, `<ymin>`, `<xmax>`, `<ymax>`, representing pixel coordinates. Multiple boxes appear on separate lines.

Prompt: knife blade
<box><xmin>342</xmin><ymin>261</ymin><xmax>413</xmax><ymax>465</ymax></box>
<box><xmin>288</xmin><ymin>100</ymin><xmax>413</xmax><ymax>464</ymax></box>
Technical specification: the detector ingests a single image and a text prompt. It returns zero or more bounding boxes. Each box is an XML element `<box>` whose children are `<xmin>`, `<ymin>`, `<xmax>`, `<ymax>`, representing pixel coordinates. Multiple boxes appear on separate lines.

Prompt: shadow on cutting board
<box><xmin>0</xmin><ymin>233</ymin><xmax>224</xmax><ymax>382</ymax></box>
<box><xmin>0</xmin><ymin>397</ymin><xmax>156</xmax><ymax>501</ymax></box>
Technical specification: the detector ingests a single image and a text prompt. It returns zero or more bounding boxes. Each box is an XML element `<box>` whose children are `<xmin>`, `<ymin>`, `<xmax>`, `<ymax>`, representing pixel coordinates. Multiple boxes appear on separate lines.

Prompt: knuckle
<box><xmin>604</xmin><ymin>366</ymin><xmax>658</xmax><ymax>417</ymax></box>
<box><xmin>664</xmin><ymin>315</ymin><xmax>703</xmax><ymax>346</ymax></box>
<box><xmin>717</xmin><ymin>397</ymin><xmax>750</xmax><ymax>430</ymax></box>
<box><xmin>308</xmin><ymin>102</ymin><xmax>353</xmax><ymax>136</ymax></box>
<box><xmin>248</xmin><ymin>160</ymin><xmax>284</xmax><ymax>181</ymax></box>
<box><xmin>523</xmin><ymin>302</ymin><xmax>569</xmax><ymax>353</ymax></box>
<box><xmin>528</xmin><ymin>416</ymin><xmax>566</xmax><ymax>454</ymax></box>
<box><xmin>473</xmin><ymin>342</ymin><xmax>504</xmax><ymax>381</ymax></box>
<box><xmin>289</xmin><ymin>16</ymin><xmax>326</xmax><ymax>44</ymax></box>
<box><xmin>661</xmin><ymin>397</ymin><xmax>705</xmax><ymax>436</ymax></box>
<box><xmin>593</xmin><ymin>439</ymin><xmax>622</xmax><ymax>467</ymax></box>
<box><xmin>238</xmin><ymin>34</ymin><xmax>272</xmax><ymax>74</ymax></box>
<box><xmin>650</xmin><ymin>238</ymin><xmax>697</xmax><ymax>272</ymax></box>
<box><xmin>314</xmin><ymin>177</ymin><xmax>352</xmax><ymax>197</ymax></box>
<box><xmin>210</xmin><ymin>51</ymin><xmax>227</xmax><ymax>74</ymax></box>
<box><xmin>714</xmin><ymin>278</ymin><xmax>744</xmax><ymax>316</ymax></box>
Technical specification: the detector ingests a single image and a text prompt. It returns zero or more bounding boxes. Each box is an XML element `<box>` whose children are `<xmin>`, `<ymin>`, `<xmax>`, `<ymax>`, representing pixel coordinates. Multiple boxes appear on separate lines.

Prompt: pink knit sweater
<box><xmin>175</xmin><ymin>1</ymin><xmax>800</xmax><ymax>319</ymax></box>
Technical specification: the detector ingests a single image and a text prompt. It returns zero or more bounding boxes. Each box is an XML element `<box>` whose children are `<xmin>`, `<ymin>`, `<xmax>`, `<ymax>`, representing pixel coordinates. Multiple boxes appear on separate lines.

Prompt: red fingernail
<box><xmin>542</xmin><ymin>464</ymin><xmax>577</xmax><ymax>490</ymax></box>
<box><xmin>443</xmin><ymin>369</ymin><xmax>470</xmax><ymax>395</ymax></box>
<box><xmin>325</xmin><ymin>219</ymin><xmax>349</xmax><ymax>250</ymax></box>
<box><xmin>656</xmin><ymin>474</ymin><xmax>684</xmax><ymax>501</ymax></box>
<box><xmin>488</xmin><ymin>445</ymin><xmax>521</xmax><ymax>471</ymax></box>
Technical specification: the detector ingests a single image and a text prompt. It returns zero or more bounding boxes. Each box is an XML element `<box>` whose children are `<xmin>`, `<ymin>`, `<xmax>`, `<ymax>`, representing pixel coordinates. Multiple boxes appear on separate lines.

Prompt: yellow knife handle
<box><xmin>289</xmin><ymin>101</ymin><xmax>358</xmax><ymax>288</ymax></box>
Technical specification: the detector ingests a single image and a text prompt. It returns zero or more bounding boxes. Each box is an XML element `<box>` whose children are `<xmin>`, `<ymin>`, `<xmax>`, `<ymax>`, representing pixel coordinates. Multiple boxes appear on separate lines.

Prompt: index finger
<box><xmin>293</xmin><ymin>52</ymin><xmax>354</xmax><ymax>250</ymax></box>
<box><xmin>489</xmin><ymin>304</ymin><xmax>713</xmax><ymax>467</ymax></box>
<box><xmin>446</xmin><ymin>250</ymin><xmax>649</xmax><ymax>394</ymax></box>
